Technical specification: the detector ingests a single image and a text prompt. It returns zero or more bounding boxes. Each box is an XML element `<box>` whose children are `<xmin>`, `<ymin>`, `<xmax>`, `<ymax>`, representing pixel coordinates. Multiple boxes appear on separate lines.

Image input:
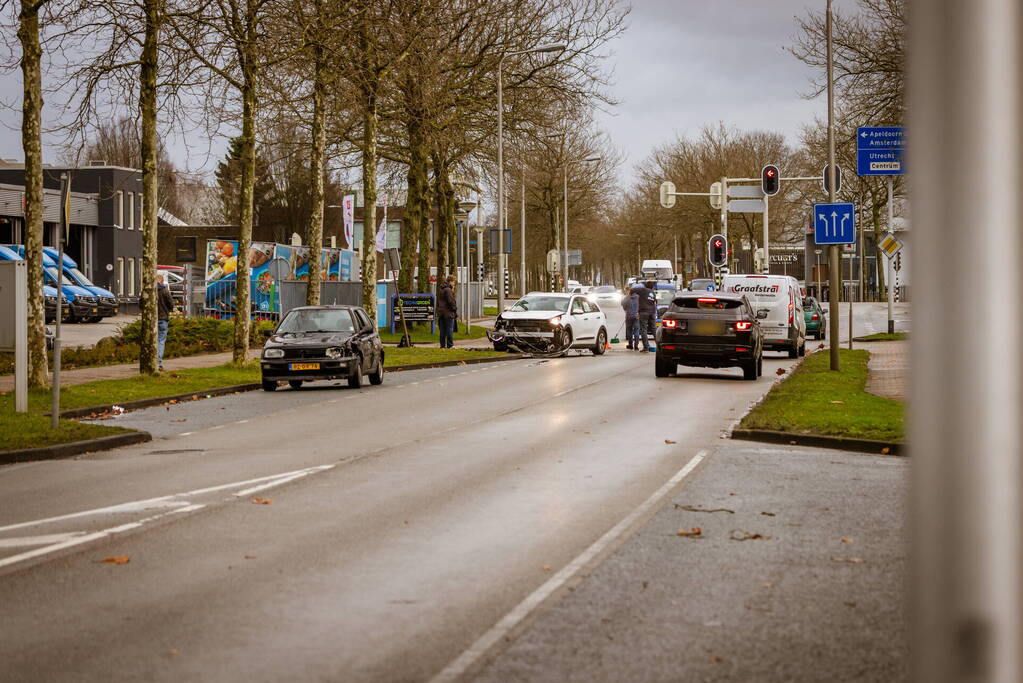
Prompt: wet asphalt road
<box><xmin>0</xmin><ymin>304</ymin><xmax>907</xmax><ymax>682</ymax></box>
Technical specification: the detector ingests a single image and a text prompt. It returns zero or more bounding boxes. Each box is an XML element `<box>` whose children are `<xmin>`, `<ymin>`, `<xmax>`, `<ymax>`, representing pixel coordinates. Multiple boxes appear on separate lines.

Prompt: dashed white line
<box><xmin>429</xmin><ymin>450</ymin><xmax>709</xmax><ymax>683</ymax></box>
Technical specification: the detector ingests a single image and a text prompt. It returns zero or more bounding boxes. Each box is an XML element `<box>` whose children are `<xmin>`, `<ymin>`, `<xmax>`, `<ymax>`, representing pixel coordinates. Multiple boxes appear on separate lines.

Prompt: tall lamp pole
<box><xmin>826</xmin><ymin>0</ymin><xmax>840</xmax><ymax>371</ymax></box>
<box><xmin>520</xmin><ymin>165</ymin><xmax>526</xmax><ymax>295</ymax></box>
<box><xmin>496</xmin><ymin>42</ymin><xmax>564</xmax><ymax>311</ymax></box>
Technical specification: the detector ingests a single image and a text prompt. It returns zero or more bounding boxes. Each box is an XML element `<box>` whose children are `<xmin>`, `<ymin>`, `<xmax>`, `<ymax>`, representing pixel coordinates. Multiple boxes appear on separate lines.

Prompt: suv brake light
<box><xmin>788</xmin><ymin>300</ymin><xmax>794</xmax><ymax>325</ymax></box>
<box><xmin>734</xmin><ymin>321</ymin><xmax>752</xmax><ymax>331</ymax></box>
<box><xmin>663</xmin><ymin>319</ymin><xmax>677</xmax><ymax>328</ymax></box>
<box><xmin>697</xmin><ymin>297</ymin><xmax>717</xmax><ymax>303</ymax></box>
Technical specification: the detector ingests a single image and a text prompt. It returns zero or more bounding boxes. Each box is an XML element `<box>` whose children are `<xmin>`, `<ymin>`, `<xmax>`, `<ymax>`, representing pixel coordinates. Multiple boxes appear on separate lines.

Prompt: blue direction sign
<box><xmin>814</xmin><ymin>202</ymin><xmax>856</xmax><ymax>245</ymax></box>
<box><xmin>857</xmin><ymin>126</ymin><xmax>904</xmax><ymax>175</ymax></box>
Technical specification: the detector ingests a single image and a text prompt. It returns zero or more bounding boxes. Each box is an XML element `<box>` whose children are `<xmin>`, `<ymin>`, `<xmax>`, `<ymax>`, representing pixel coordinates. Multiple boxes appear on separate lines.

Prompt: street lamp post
<box><xmin>496</xmin><ymin>42</ymin><xmax>565</xmax><ymax>311</ymax></box>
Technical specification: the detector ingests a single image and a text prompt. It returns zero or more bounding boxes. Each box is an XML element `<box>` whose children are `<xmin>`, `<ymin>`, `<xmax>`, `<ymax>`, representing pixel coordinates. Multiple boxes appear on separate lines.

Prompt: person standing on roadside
<box><xmin>636</xmin><ymin>280</ymin><xmax>657</xmax><ymax>352</ymax></box>
<box><xmin>437</xmin><ymin>274</ymin><xmax>458</xmax><ymax>349</ymax></box>
<box><xmin>621</xmin><ymin>286</ymin><xmax>640</xmax><ymax>349</ymax></box>
<box><xmin>156</xmin><ymin>271</ymin><xmax>175</xmax><ymax>371</ymax></box>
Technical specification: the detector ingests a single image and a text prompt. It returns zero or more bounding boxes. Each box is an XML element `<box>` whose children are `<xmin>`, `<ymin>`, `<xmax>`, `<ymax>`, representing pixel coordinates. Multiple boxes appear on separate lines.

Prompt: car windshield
<box><xmin>802</xmin><ymin>297</ymin><xmax>816</xmax><ymax>308</ymax></box>
<box><xmin>509</xmin><ymin>295</ymin><xmax>570</xmax><ymax>313</ymax></box>
<box><xmin>68</xmin><ymin>268</ymin><xmax>93</xmax><ymax>286</ymax></box>
<box><xmin>593</xmin><ymin>286</ymin><xmax>617</xmax><ymax>294</ymax></box>
<box><xmin>655</xmin><ymin>290</ymin><xmax>676</xmax><ymax>304</ymax></box>
<box><xmin>690</xmin><ymin>279</ymin><xmax>714</xmax><ymax>290</ymax></box>
<box><xmin>672</xmin><ymin>297</ymin><xmax>742</xmax><ymax>311</ymax></box>
<box><xmin>44</xmin><ymin>266</ymin><xmax>62</xmax><ymax>283</ymax></box>
<box><xmin>277</xmin><ymin>309</ymin><xmax>355</xmax><ymax>333</ymax></box>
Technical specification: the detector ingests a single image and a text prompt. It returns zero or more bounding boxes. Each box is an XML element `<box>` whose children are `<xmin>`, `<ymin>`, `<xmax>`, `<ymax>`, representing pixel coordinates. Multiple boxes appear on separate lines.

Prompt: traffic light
<box><xmin>761</xmin><ymin>164</ymin><xmax>780</xmax><ymax>196</ymax></box>
<box><xmin>822</xmin><ymin>164</ymin><xmax>842</xmax><ymax>194</ymax></box>
<box><xmin>708</xmin><ymin>234</ymin><xmax>728</xmax><ymax>268</ymax></box>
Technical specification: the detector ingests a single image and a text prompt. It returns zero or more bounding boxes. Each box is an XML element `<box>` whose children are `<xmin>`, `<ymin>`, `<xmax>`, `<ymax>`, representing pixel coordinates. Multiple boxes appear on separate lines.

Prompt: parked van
<box><xmin>0</xmin><ymin>245</ymin><xmax>69</xmax><ymax>323</ymax></box>
<box><xmin>43</xmin><ymin>247</ymin><xmax>118</xmax><ymax>320</ymax></box>
<box><xmin>640</xmin><ymin>259</ymin><xmax>673</xmax><ymax>281</ymax></box>
<box><xmin>720</xmin><ymin>274</ymin><xmax>805</xmax><ymax>358</ymax></box>
<box><xmin>4</xmin><ymin>245</ymin><xmax>100</xmax><ymax>322</ymax></box>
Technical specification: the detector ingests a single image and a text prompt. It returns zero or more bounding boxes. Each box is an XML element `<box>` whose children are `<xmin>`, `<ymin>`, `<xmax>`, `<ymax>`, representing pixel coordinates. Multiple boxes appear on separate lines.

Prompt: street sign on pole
<box><xmin>659</xmin><ymin>181</ymin><xmax>676</xmax><ymax>208</ymax></box>
<box><xmin>727</xmin><ymin>185</ymin><xmax>765</xmax><ymax>199</ymax></box>
<box><xmin>727</xmin><ymin>199</ymin><xmax>765</xmax><ymax>213</ymax></box>
<box><xmin>813</xmin><ymin>202</ymin><xmax>856</xmax><ymax>244</ymax></box>
<box><xmin>856</xmin><ymin>126</ymin><xmax>905</xmax><ymax>176</ymax></box>
<box><xmin>878</xmin><ymin>231</ymin><xmax>904</xmax><ymax>258</ymax></box>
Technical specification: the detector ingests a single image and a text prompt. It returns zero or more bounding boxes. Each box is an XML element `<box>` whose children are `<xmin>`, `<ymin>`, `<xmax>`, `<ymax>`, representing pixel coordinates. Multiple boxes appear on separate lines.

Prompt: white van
<box><xmin>640</xmin><ymin>259</ymin><xmax>673</xmax><ymax>280</ymax></box>
<box><xmin>720</xmin><ymin>274</ymin><xmax>806</xmax><ymax>357</ymax></box>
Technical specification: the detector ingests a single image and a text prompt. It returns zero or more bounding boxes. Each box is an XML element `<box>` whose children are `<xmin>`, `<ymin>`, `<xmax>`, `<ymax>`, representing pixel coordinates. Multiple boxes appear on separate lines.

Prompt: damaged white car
<box><xmin>488</xmin><ymin>292</ymin><xmax>608</xmax><ymax>357</ymax></box>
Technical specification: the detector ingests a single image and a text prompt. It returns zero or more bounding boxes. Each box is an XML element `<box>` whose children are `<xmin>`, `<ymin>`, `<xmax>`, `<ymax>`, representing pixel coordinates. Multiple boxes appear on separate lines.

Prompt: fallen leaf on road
<box><xmin>760</xmin><ymin>511</ymin><xmax>776</xmax><ymax>516</ymax></box>
<box><xmin>880</xmin><ymin>447</ymin><xmax>891</xmax><ymax>455</ymax></box>
<box><xmin>761</xmin><ymin>582</ymin><xmax>774</xmax><ymax>588</ymax></box>
<box><xmin>251</xmin><ymin>497</ymin><xmax>273</xmax><ymax>505</ymax></box>
<box><xmin>167</xmin><ymin>649</ymin><xmax>178</xmax><ymax>656</ymax></box>
<box><xmin>709</xmin><ymin>656</ymin><xmax>722</xmax><ymax>664</ymax></box>
<box><xmin>831</xmin><ymin>556</ymin><xmax>865</xmax><ymax>564</ymax></box>
<box><xmin>729</xmin><ymin>530</ymin><xmax>771</xmax><ymax>541</ymax></box>
<box><xmin>101</xmin><ymin>556</ymin><xmax>130</xmax><ymax>564</ymax></box>
<box><xmin>675</xmin><ymin>504</ymin><xmax>734</xmax><ymax>514</ymax></box>
<box><xmin>818</xmin><ymin>343</ymin><xmax>825</xmax><ymax>349</ymax></box>
<box><xmin>583</xmin><ymin>431</ymin><xmax>591</xmax><ymax>434</ymax></box>
<box><xmin>542</xmin><ymin>565</ymin><xmax>552</xmax><ymax>571</ymax></box>
<box><xmin>677</xmin><ymin>527</ymin><xmax>702</xmax><ymax>537</ymax></box>
<box><xmin>244</xmin><ymin>554</ymin><xmax>257</xmax><ymax>559</ymax></box>
<box><xmin>841</xmin><ymin>537</ymin><xmax>854</xmax><ymax>544</ymax></box>
<box><xmin>776</xmin><ymin>368</ymin><xmax>786</xmax><ymax>376</ymax></box>
<box><xmin>664</xmin><ymin>439</ymin><xmax>676</xmax><ymax>444</ymax></box>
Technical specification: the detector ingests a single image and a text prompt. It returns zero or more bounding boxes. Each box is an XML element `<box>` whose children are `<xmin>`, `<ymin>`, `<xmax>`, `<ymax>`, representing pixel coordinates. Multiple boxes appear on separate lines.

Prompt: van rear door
<box><xmin>721</xmin><ymin>276</ymin><xmax>792</xmax><ymax>342</ymax></box>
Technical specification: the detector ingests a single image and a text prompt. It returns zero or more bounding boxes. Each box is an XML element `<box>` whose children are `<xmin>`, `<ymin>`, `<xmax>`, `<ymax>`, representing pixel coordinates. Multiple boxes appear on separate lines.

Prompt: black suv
<box><xmin>654</xmin><ymin>292</ymin><xmax>764</xmax><ymax>380</ymax></box>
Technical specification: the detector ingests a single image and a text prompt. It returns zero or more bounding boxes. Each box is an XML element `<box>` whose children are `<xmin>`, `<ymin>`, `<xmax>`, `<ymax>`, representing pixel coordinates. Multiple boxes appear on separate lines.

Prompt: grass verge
<box><xmin>0</xmin><ymin>411</ymin><xmax>130</xmax><ymax>452</ymax></box>
<box><xmin>739</xmin><ymin>349</ymin><xmax>904</xmax><ymax>442</ymax></box>
<box><xmin>379</xmin><ymin>324</ymin><xmax>489</xmax><ymax>343</ymax></box>
<box><xmin>0</xmin><ymin>348</ymin><xmax>511</xmax><ymax>417</ymax></box>
<box><xmin>483</xmin><ymin>306</ymin><xmax>499</xmax><ymax>316</ymax></box>
<box><xmin>856</xmin><ymin>332</ymin><xmax>907</xmax><ymax>342</ymax></box>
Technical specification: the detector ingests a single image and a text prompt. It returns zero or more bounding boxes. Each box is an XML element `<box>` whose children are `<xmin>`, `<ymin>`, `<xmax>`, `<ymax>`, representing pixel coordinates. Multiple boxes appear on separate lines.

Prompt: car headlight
<box><xmin>326</xmin><ymin>346</ymin><xmax>344</xmax><ymax>359</ymax></box>
<box><xmin>549</xmin><ymin>316</ymin><xmax>562</xmax><ymax>327</ymax></box>
<box><xmin>45</xmin><ymin>295</ymin><xmax>56</xmax><ymax>304</ymax></box>
<box><xmin>263</xmin><ymin>348</ymin><xmax>284</xmax><ymax>359</ymax></box>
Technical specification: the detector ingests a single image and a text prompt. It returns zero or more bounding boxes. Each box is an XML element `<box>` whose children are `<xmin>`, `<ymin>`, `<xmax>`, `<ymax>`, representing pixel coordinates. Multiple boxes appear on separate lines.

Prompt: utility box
<box><xmin>0</xmin><ymin>260</ymin><xmax>28</xmax><ymax>411</ymax></box>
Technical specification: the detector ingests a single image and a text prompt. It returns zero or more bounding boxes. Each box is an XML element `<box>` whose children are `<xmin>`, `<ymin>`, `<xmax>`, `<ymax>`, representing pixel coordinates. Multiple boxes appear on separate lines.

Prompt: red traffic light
<box><xmin>714</xmin><ymin>239</ymin><xmax>723</xmax><ymax>247</ymax></box>
<box><xmin>708</xmin><ymin>234</ymin><xmax>728</xmax><ymax>268</ymax></box>
<box><xmin>761</xmin><ymin>164</ymin><xmax>780</xmax><ymax>196</ymax></box>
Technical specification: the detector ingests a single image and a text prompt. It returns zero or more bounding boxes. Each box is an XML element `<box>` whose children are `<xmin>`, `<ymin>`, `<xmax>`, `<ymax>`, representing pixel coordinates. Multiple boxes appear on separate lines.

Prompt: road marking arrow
<box><xmin>830</xmin><ymin>211</ymin><xmax>838</xmax><ymax>237</ymax></box>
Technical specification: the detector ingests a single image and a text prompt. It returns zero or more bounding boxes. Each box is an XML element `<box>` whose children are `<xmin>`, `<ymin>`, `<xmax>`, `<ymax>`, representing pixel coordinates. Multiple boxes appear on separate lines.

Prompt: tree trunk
<box><xmin>18</xmin><ymin>0</ymin><xmax>48</xmax><ymax>388</ymax></box>
<box><xmin>233</xmin><ymin>70</ymin><xmax>257</xmax><ymax>364</ymax></box>
<box><xmin>305</xmin><ymin>37</ymin><xmax>326</xmax><ymax>306</ymax></box>
<box><xmin>360</xmin><ymin>92</ymin><xmax>378</xmax><ymax>322</ymax></box>
<box><xmin>399</xmin><ymin>72</ymin><xmax>428</xmax><ymax>295</ymax></box>
<box><xmin>138</xmin><ymin>0</ymin><xmax>161</xmax><ymax>375</ymax></box>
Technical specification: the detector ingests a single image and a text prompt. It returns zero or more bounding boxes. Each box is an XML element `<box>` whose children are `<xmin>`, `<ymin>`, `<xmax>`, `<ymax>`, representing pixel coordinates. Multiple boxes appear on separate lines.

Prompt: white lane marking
<box><xmin>180</xmin><ymin>432</ymin><xmax>193</xmax><ymax>436</ymax></box>
<box><xmin>0</xmin><ymin>465</ymin><xmax>335</xmax><ymax>533</ymax></box>
<box><xmin>430</xmin><ymin>450</ymin><xmax>708</xmax><ymax>683</ymax></box>
<box><xmin>209</xmin><ymin>425</ymin><xmax>224</xmax><ymax>431</ymax></box>
<box><xmin>0</xmin><ymin>532</ymin><xmax>91</xmax><ymax>548</ymax></box>
<box><xmin>234</xmin><ymin>468</ymin><xmax>331</xmax><ymax>497</ymax></box>
<box><xmin>236</xmin><ymin>419</ymin><xmax>249</xmax><ymax>424</ymax></box>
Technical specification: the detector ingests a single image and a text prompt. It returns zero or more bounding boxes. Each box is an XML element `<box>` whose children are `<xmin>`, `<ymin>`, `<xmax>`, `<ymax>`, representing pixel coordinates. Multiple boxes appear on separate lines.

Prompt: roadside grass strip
<box><xmin>379</xmin><ymin>324</ymin><xmax>490</xmax><ymax>344</ymax></box>
<box><xmin>739</xmin><ymin>349</ymin><xmax>904</xmax><ymax>443</ymax></box>
<box><xmin>855</xmin><ymin>332</ymin><xmax>908</xmax><ymax>342</ymax></box>
<box><xmin>0</xmin><ymin>411</ymin><xmax>131</xmax><ymax>453</ymax></box>
<box><xmin>0</xmin><ymin>349</ymin><xmax>509</xmax><ymax>418</ymax></box>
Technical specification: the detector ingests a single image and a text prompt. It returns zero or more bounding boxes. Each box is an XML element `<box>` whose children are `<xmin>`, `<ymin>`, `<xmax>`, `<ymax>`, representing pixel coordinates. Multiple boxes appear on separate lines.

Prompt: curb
<box><xmin>0</xmin><ymin>430</ymin><xmax>152</xmax><ymax>466</ymax></box>
<box><xmin>59</xmin><ymin>383</ymin><xmax>263</xmax><ymax>419</ymax></box>
<box><xmin>851</xmin><ymin>336</ymin><xmax>907</xmax><ymax>342</ymax></box>
<box><xmin>57</xmin><ymin>354</ymin><xmax>523</xmax><ymax>419</ymax></box>
<box><xmin>730</xmin><ymin>428</ymin><xmax>903</xmax><ymax>456</ymax></box>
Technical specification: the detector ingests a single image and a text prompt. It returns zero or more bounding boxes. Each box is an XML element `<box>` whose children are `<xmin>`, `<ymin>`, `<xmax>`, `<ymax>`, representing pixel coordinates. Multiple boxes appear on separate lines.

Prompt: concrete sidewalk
<box><xmin>862</xmin><ymin>340</ymin><xmax>908</xmax><ymax>402</ymax></box>
<box><xmin>473</xmin><ymin>441</ymin><xmax>908</xmax><ymax>682</ymax></box>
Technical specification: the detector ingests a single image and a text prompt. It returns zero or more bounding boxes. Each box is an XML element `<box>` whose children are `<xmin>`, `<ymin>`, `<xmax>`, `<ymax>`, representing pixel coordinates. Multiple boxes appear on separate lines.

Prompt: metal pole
<box><xmin>911</xmin><ymin>1</ymin><xmax>1022</xmax><ymax>681</ymax></box>
<box><xmin>51</xmin><ymin>173</ymin><xmax>69</xmax><ymax>429</ymax></box>
<box><xmin>887</xmin><ymin>175</ymin><xmax>895</xmax><ymax>333</ymax></box>
<box><xmin>720</xmin><ymin>176</ymin><xmax>728</xmax><ymax>256</ymax></box>
<box><xmin>826</xmin><ymin>0</ymin><xmax>840</xmax><ymax>371</ymax></box>
<box><xmin>520</xmin><ymin>165</ymin><xmax>526</xmax><ymax>296</ymax></box>
<box><xmin>496</xmin><ymin>57</ymin><xmax>506</xmax><ymax>312</ymax></box>
<box><xmin>762</xmin><ymin>194</ymin><xmax>769</xmax><ymax>273</ymax></box>
<box><xmin>848</xmin><ymin>248</ymin><xmax>853</xmax><ymax>349</ymax></box>
<box><xmin>563</xmin><ymin>162</ymin><xmax>569</xmax><ymax>289</ymax></box>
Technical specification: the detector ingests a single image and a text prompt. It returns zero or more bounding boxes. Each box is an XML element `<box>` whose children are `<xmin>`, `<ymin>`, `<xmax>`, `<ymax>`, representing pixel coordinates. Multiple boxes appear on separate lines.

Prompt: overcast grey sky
<box><xmin>0</xmin><ymin>0</ymin><xmax>859</xmax><ymax>186</ymax></box>
<box><xmin>595</xmin><ymin>0</ymin><xmax>860</xmax><ymax>186</ymax></box>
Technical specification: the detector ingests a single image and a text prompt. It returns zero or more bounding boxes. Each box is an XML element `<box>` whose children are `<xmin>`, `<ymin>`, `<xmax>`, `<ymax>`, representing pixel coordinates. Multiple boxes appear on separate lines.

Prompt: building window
<box><xmin>115</xmin><ymin>191</ymin><xmax>123</xmax><ymax>228</ymax></box>
<box><xmin>128</xmin><ymin>193</ymin><xmax>135</xmax><ymax>230</ymax></box>
<box><xmin>117</xmin><ymin>257</ymin><xmax>124</xmax><ymax>295</ymax></box>
<box><xmin>139</xmin><ymin>193</ymin><xmax>144</xmax><ymax>228</ymax></box>
<box><xmin>128</xmin><ymin>258</ymin><xmax>136</xmax><ymax>296</ymax></box>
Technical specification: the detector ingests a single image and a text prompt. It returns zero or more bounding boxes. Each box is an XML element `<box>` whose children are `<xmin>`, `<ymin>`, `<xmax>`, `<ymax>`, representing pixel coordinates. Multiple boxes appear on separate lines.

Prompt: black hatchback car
<box><xmin>654</xmin><ymin>292</ymin><xmax>764</xmax><ymax>380</ymax></box>
<box><xmin>260</xmin><ymin>305</ymin><xmax>384</xmax><ymax>391</ymax></box>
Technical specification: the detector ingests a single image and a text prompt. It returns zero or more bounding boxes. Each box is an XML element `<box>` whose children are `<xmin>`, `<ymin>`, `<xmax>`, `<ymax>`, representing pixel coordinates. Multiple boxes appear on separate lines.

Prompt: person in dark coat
<box><xmin>635</xmin><ymin>280</ymin><xmax>657</xmax><ymax>352</ymax></box>
<box><xmin>156</xmin><ymin>271</ymin><xmax>175</xmax><ymax>370</ymax></box>
<box><xmin>437</xmin><ymin>274</ymin><xmax>458</xmax><ymax>349</ymax></box>
<box><xmin>620</xmin><ymin>288</ymin><xmax>640</xmax><ymax>349</ymax></box>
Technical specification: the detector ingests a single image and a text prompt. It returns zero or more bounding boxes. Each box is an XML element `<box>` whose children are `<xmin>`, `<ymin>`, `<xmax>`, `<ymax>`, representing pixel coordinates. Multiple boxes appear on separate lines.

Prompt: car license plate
<box><xmin>692</xmin><ymin>320</ymin><xmax>724</xmax><ymax>335</ymax></box>
<box><xmin>289</xmin><ymin>362</ymin><xmax>320</xmax><ymax>371</ymax></box>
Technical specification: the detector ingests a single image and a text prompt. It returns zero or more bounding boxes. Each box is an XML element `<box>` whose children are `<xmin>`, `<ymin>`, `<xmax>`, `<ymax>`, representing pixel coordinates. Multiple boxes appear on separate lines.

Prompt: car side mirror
<box><xmin>756</xmin><ymin>309</ymin><xmax>769</xmax><ymax>319</ymax></box>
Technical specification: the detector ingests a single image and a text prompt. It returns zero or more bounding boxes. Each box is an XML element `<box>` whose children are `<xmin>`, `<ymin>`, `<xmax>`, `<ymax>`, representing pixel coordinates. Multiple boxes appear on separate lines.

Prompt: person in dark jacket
<box><xmin>620</xmin><ymin>288</ymin><xmax>640</xmax><ymax>349</ymax></box>
<box><xmin>156</xmin><ymin>271</ymin><xmax>175</xmax><ymax>370</ymax></box>
<box><xmin>635</xmin><ymin>280</ymin><xmax>657</xmax><ymax>352</ymax></box>
<box><xmin>437</xmin><ymin>275</ymin><xmax>458</xmax><ymax>349</ymax></box>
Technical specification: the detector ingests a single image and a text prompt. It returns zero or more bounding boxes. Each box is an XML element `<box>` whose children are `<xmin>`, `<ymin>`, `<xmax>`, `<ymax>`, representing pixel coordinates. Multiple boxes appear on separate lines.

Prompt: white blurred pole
<box><xmin>887</xmin><ymin>176</ymin><xmax>895</xmax><ymax>333</ymax></box>
<box><xmin>911</xmin><ymin>1</ymin><xmax>1022</xmax><ymax>682</ymax></box>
